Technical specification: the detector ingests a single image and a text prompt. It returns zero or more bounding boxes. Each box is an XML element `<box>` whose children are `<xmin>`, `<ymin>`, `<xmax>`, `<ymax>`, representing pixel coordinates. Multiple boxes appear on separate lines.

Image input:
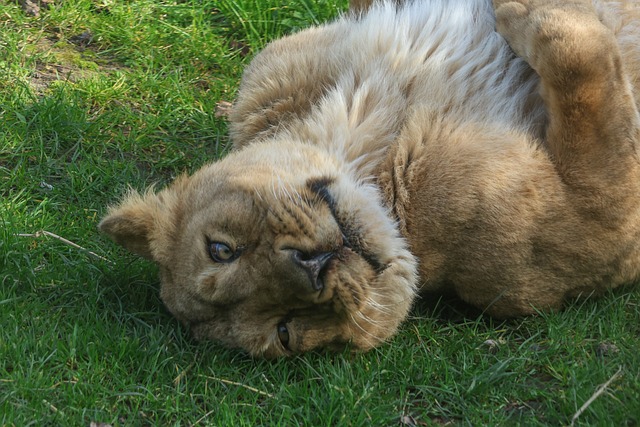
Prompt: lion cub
<box><xmin>100</xmin><ymin>0</ymin><xmax>640</xmax><ymax>357</ymax></box>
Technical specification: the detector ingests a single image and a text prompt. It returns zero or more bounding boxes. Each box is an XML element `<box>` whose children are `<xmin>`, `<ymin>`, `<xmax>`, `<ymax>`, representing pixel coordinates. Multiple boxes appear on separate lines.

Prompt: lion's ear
<box><xmin>99</xmin><ymin>188</ymin><xmax>175</xmax><ymax>262</ymax></box>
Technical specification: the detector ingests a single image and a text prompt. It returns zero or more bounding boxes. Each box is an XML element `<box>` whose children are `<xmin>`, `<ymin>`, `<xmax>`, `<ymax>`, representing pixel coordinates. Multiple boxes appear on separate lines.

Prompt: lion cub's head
<box><xmin>100</xmin><ymin>139</ymin><xmax>417</xmax><ymax>357</ymax></box>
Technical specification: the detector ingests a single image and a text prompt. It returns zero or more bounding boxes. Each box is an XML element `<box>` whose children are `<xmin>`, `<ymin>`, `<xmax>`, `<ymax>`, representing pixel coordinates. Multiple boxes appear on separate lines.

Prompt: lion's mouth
<box><xmin>307</xmin><ymin>177</ymin><xmax>385</xmax><ymax>273</ymax></box>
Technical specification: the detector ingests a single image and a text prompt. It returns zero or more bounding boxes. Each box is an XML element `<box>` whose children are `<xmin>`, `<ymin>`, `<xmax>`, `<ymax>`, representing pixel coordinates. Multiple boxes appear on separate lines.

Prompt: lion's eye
<box><xmin>208</xmin><ymin>242</ymin><xmax>238</xmax><ymax>263</ymax></box>
<box><xmin>277</xmin><ymin>322</ymin><xmax>290</xmax><ymax>350</ymax></box>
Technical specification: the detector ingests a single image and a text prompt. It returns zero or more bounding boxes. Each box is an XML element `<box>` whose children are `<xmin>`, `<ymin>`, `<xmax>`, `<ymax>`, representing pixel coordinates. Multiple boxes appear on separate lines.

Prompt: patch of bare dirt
<box><xmin>30</xmin><ymin>63</ymin><xmax>86</xmax><ymax>94</ymax></box>
<box><xmin>19</xmin><ymin>0</ymin><xmax>54</xmax><ymax>17</ymax></box>
<box><xmin>29</xmin><ymin>32</ymin><xmax>125</xmax><ymax>96</ymax></box>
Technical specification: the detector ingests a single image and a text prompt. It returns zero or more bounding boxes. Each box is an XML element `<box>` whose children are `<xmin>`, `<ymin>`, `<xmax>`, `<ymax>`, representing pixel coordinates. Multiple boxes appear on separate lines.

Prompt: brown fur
<box><xmin>100</xmin><ymin>0</ymin><xmax>640</xmax><ymax>356</ymax></box>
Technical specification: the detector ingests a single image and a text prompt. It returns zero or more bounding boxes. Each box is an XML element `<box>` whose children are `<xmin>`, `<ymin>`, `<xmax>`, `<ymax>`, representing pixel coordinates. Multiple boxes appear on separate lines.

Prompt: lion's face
<box><xmin>100</xmin><ymin>140</ymin><xmax>417</xmax><ymax>357</ymax></box>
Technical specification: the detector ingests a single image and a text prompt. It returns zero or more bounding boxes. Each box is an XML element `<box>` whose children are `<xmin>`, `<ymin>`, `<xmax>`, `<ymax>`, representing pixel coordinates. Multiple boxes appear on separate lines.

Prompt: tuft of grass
<box><xmin>1</xmin><ymin>0</ymin><xmax>639</xmax><ymax>425</ymax></box>
<box><xmin>215</xmin><ymin>0</ymin><xmax>342</xmax><ymax>49</ymax></box>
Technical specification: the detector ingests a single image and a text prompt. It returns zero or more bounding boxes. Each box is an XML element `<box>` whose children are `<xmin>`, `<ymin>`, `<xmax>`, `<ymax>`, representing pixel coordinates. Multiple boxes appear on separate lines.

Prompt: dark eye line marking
<box><xmin>307</xmin><ymin>176</ymin><xmax>338</xmax><ymax>212</ymax></box>
<box><xmin>306</xmin><ymin>177</ymin><xmax>386</xmax><ymax>273</ymax></box>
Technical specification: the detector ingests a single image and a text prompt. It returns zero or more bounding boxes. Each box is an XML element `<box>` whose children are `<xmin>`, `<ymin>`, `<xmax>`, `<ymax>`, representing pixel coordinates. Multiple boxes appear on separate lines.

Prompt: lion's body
<box><xmin>232</xmin><ymin>0</ymin><xmax>546</xmax><ymax>152</ymax></box>
<box><xmin>231</xmin><ymin>0</ymin><xmax>640</xmax><ymax>317</ymax></box>
<box><xmin>101</xmin><ymin>0</ymin><xmax>640</xmax><ymax>356</ymax></box>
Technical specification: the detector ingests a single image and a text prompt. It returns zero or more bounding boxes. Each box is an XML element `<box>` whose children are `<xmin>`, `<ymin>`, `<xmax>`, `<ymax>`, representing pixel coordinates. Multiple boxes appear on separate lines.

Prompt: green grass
<box><xmin>1</xmin><ymin>0</ymin><xmax>639</xmax><ymax>425</ymax></box>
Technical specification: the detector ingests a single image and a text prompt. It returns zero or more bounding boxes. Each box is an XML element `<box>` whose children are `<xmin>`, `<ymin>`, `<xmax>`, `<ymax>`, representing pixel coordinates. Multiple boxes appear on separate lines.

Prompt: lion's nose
<box><xmin>291</xmin><ymin>250</ymin><xmax>334</xmax><ymax>291</ymax></box>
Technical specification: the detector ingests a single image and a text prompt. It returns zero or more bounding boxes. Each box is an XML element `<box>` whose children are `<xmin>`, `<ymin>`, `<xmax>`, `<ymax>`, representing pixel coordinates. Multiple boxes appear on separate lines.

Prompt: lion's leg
<box><xmin>494</xmin><ymin>0</ymin><xmax>640</xmax><ymax>222</ymax></box>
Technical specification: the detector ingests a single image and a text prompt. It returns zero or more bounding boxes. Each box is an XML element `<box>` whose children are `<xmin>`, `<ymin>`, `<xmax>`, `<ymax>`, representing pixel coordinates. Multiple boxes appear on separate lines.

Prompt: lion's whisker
<box><xmin>348</xmin><ymin>312</ymin><xmax>385</xmax><ymax>347</ymax></box>
<box><xmin>354</xmin><ymin>310</ymin><xmax>389</xmax><ymax>327</ymax></box>
<box><xmin>364</xmin><ymin>299</ymin><xmax>395</xmax><ymax>315</ymax></box>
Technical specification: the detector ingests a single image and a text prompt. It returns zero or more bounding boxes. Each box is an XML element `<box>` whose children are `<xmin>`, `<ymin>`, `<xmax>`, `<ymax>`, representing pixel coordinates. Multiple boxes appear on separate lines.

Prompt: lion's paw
<box><xmin>493</xmin><ymin>0</ymin><xmax>615</xmax><ymax>83</ymax></box>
